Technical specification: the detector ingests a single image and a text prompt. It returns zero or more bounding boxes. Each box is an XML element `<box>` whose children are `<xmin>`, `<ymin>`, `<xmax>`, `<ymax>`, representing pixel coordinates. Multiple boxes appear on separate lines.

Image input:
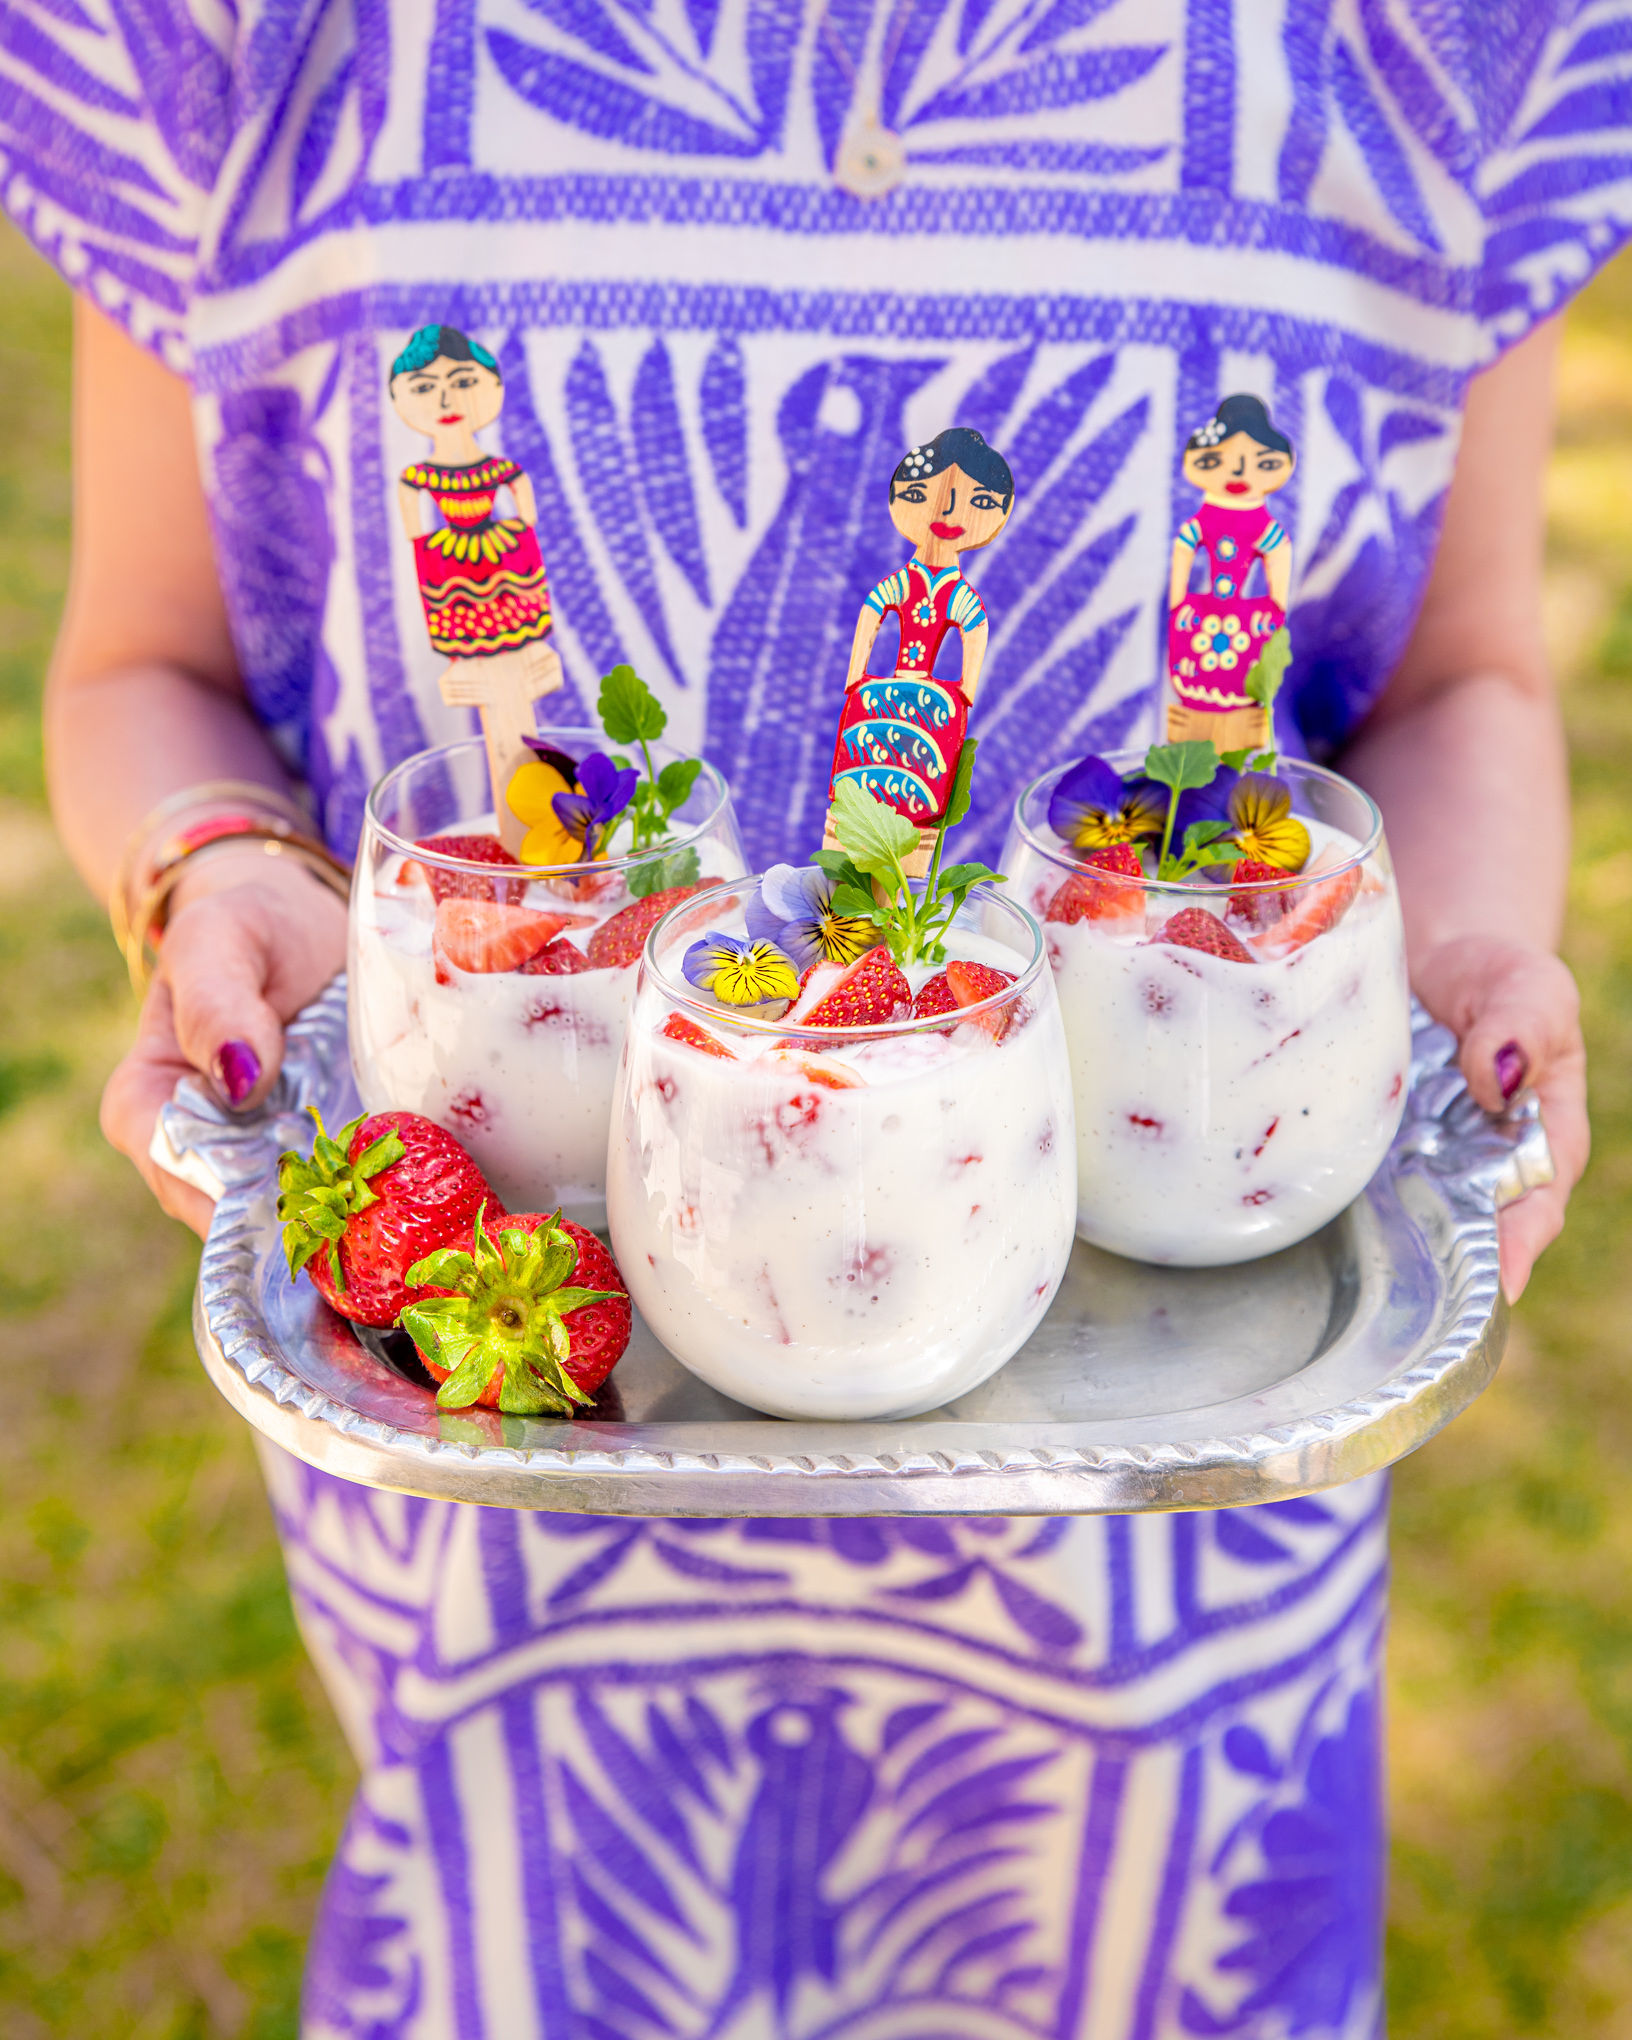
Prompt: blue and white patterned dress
<box><xmin>7</xmin><ymin>1</ymin><xmax>1632</xmax><ymax>2030</ymax></box>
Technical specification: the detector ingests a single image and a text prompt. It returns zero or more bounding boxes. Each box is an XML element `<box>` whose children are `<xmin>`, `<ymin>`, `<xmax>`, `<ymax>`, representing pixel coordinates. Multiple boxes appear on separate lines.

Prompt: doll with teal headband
<box><xmin>389</xmin><ymin>325</ymin><xmax>563</xmax><ymax>850</ymax></box>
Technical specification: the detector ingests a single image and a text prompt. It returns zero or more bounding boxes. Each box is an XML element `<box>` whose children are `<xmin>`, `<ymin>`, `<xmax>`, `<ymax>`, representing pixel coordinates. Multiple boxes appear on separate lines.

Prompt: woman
<box><xmin>12</xmin><ymin>1</ymin><xmax>1609</xmax><ymax>2031</ymax></box>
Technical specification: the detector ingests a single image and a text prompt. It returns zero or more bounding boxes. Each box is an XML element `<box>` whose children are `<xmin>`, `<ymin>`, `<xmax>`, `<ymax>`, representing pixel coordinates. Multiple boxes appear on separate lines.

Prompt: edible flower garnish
<box><xmin>595</xmin><ymin>665</ymin><xmax>705</xmax><ymax>896</ymax></box>
<box><xmin>681</xmin><ymin>933</ymin><xmax>801</xmax><ymax>1006</ymax></box>
<box><xmin>817</xmin><ymin>742</ymin><xmax>1005</xmax><ymax>967</ymax></box>
<box><xmin>1055</xmin><ymin>741</ymin><xmax>1312</xmax><ymax>883</ymax></box>
<box><xmin>506</xmin><ymin>748</ymin><xmax>584</xmax><ymax>867</ymax></box>
<box><xmin>1219</xmin><ymin>770</ymin><xmax>1309</xmax><ymax>871</ymax></box>
<box><xmin>550</xmin><ymin>750</ymin><xmax>638</xmax><ymax>861</ymax></box>
<box><xmin>1046</xmin><ymin>754</ymin><xmax>1166</xmax><ymax>850</ymax></box>
<box><xmin>745</xmin><ymin>863</ymin><xmax>876</xmax><ymax>970</ymax></box>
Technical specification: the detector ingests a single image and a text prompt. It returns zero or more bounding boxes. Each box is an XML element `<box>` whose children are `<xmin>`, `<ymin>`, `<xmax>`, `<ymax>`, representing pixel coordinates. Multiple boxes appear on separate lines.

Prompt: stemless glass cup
<box><xmin>350</xmin><ymin>732</ymin><xmax>745</xmax><ymax>1227</ymax></box>
<box><xmin>1001</xmin><ymin>751</ymin><xmax>1412</xmax><ymax>1267</ymax></box>
<box><xmin>605</xmin><ymin>878</ymin><xmax>1078</xmax><ymax>1420</ymax></box>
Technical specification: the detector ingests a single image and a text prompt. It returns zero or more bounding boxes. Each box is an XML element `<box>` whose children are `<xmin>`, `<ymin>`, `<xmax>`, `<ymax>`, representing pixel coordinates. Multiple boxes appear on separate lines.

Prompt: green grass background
<box><xmin>2</xmin><ymin>219</ymin><xmax>1632</xmax><ymax>2036</ymax></box>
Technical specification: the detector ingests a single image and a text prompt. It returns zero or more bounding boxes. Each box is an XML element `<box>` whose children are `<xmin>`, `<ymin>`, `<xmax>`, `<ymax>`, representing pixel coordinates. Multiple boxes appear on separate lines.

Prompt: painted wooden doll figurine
<box><xmin>1167</xmin><ymin>393</ymin><xmax>1296</xmax><ymax>752</ymax></box>
<box><xmin>826</xmin><ymin>427</ymin><xmax>1014</xmax><ymax>873</ymax></box>
<box><xmin>389</xmin><ymin>325</ymin><xmax>563</xmax><ymax>852</ymax></box>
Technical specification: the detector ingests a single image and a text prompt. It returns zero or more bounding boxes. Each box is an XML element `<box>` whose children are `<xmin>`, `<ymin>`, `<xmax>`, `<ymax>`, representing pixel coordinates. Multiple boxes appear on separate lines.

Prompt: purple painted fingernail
<box><xmin>214</xmin><ymin>1039</ymin><xmax>261</xmax><ymax>1107</ymax></box>
<box><xmin>1495</xmin><ymin>1039</ymin><xmax>1528</xmax><ymax>1102</ymax></box>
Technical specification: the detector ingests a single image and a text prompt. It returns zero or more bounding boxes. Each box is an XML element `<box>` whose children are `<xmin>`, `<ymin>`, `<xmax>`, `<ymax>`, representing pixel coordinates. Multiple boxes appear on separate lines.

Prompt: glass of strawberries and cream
<box><xmin>350</xmin><ymin>728</ymin><xmax>745</xmax><ymax>1228</ymax></box>
<box><xmin>1001</xmin><ymin>743</ymin><xmax>1411</xmax><ymax>1267</ymax></box>
<box><xmin>605</xmin><ymin>781</ymin><xmax>1077</xmax><ymax>1419</ymax></box>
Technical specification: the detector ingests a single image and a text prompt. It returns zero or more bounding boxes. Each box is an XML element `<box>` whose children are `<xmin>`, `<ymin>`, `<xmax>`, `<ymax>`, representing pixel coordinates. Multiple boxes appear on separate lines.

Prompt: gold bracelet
<box><xmin>111</xmin><ymin>778</ymin><xmax>317</xmax><ymax>947</ymax></box>
<box><xmin>118</xmin><ymin>821</ymin><xmax>352</xmax><ymax>993</ymax></box>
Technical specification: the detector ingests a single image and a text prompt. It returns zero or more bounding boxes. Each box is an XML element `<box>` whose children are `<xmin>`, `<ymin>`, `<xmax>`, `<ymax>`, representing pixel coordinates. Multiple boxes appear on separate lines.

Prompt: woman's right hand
<box><xmin>100</xmin><ymin>846</ymin><xmax>349</xmax><ymax>1236</ymax></box>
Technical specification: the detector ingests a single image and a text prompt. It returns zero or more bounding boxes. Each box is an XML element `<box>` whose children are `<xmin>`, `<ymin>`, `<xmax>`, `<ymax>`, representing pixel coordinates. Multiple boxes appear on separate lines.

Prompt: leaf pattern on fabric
<box><xmin>292</xmin><ymin>52</ymin><xmax>355</xmax><ymax>216</ymax></box>
<box><xmin>699</xmin><ymin>335</ymin><xmax>750</xmax><ymax>528</ymax></box>
<box><xmin>565</xmin><ymin>336</ymin><xmax>686</xmax><ymax>683</ymax></box>
<box><xmin>910</xmin><ymin>39</ymin><xmax>1166</xmax><ymax>123</ymax></box>
<box><xmin>632</xmin><ymin>339</ymin><xmax>713</xmax><ymax>604</ymax></box>
<box><xmin>519</xmin><ymin>0</ymin><xmax>657</xmax><ymax>73</ymax></box>
<box><xmin>486</xmin><ymin>30</ymin><xmax>763</xmax><ymax>154</ymax></box>
<box><xmin>1330</xmin><ymin>35</ymin><xmax>1444</xmax><ymax>249</ymax></box>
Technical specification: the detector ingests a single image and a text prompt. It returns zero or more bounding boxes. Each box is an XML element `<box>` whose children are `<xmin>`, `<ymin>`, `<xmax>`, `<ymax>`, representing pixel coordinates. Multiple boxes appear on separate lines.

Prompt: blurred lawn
<box><xmin>2</xmin><ymin>220</ymin><xmax>1632</xmax><ymax>2038</ymax></box>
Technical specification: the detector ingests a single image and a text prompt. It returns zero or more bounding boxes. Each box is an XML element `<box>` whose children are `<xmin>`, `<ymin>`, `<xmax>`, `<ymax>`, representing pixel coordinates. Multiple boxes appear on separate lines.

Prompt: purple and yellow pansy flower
<box><xmin>504</xmin><ymin>746</ymin><xmax>637</xmax><ymax>866</ymax></box>
<box><xmin>1176</xmin><ymin>767</ymin><xmax>1310</xmax><ymax>872</ymax></box>
<box><xmin>1048</xmin><ymin>754</ymin><xmax>1167</xmax><ymax>852</ymax></box>
<box><xmin>682</xmin><ymin>933</ymin><xmax>800</xmax><ymax>1006</ymax></box>
<box><xmin>745</xmin><ymin>864</ymin><xmax>875</xmax><ymax>970</ymax></box>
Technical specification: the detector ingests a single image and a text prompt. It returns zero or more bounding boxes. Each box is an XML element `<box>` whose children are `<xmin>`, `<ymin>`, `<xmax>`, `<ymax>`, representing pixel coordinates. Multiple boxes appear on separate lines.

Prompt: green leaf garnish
<box><xmin>597</xmin><ymin>664</ymin><xmax>668</xmax><ymax>745</ymax></box>
<box><xmin>1242</xmin><ymin>627</ymin><xmax>1291</xmax><ymax>714</ymax></box>
<box><xmin>626</xmin><ymin>845</ymin><xmax>702</xmax><ymax>898</ymax></box>
<box><xmin>591</xmin><ymin>666</ymin><xmax>709</xmax><ymax>861</ymax></box>
<box><xmin>831</xmin><ymin>778</ymin><xmax>921</xmax><ymax>876</ymax></box>
<box><xmin>1140</xmin><ymin>740</ymin><xmax>1220</xmax><ymax>878</ymax></box>
<box><xmin>827</xmin><ymin>741</ymin><xmax>1006</xmax><ymax>967</ymax></box>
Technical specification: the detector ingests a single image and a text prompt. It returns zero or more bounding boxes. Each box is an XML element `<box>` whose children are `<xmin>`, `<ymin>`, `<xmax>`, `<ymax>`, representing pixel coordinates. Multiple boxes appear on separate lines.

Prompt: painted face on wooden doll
<box><xmin>1182</xmin><ymin>430</ymin><xmax>1294</xmax><ymax>509</ymax></box>
<box><xmin>1181</xmin><ymin>394</ymin><xmax>1296</xmax><ymax>513</ymax></box>
<box><xmin>390</xmin><ymin>353</ymin><xmax>504</xmax><ymax>441</ymax></box>
<box><xmin>888</xmin><ymin>427</ymin><xmax>1015</xmax><ymax>561</ymax></box>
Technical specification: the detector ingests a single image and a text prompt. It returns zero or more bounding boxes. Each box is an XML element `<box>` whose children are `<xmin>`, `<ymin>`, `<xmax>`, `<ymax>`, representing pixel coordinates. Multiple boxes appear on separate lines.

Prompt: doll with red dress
<box><xmin>824</xmin><ymin>426</ymin><xmax>1014</xmax><ymax>873</ymax></box>
<box><xmin>389</xmin><ymin>325</ymin><xmax>563</xmax><ymax>850</ymax></box>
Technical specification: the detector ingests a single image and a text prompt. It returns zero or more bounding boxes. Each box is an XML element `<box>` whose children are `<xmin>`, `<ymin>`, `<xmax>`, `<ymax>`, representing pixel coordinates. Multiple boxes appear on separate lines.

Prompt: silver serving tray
<box><xmin>181</xmin><ymin>978</ymin><xmax>1551</xmax><ymax>1516</ymax></box>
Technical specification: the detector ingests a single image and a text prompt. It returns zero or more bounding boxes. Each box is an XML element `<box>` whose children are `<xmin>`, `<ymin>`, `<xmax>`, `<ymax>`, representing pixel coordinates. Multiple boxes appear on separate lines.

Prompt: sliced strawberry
<box><xmin>395</xmin><ymin>858</ymin><xmax>430</xmax><ymax>891</ymax></box>
<box><xmin>1251</xmin><ymin>863</ymin><xmax>1363</xmax><ymax>959</ymax></box>
<box><xmin>761</xmin><ymin>1048</ymin><xmax>867</xmax><ymax>1090</ymax></box>
<box><xmin>946</xmin><ymin>959</ymin><xmax>1019</xmax><ymax>1041</ymax></box>
<box><xmin>585</xmin><ymin>882</ymin><xmax>712</xmax><ymax>970</ymax></box>
<box><xmin>661</xmin><ymin>1013</ymin><xmax>736</xmax><ymax>1059</ymax></box>
<box><xmin>787</xmin><ymin>961</ymin><xmax>846</xmax><ymax>1023</ymax></box>
<box><xmin>435</xmin><ymin>899</ymin><xmax>571</xmax><ymax>974</ymax></box>
<box><xmin>802</xmin><ymin>944</ymin><xmax>912</xmax><ymax>1028</ymax></box>
<box><xmin>1156</xmin><ymin>907</ymin><xmax>1254</xmax><ymax>963</ymax></box>
<box><xmin>1046</xmin><ymin>842</ymin><xmax>1147</xmax><ymax>928</ymax></box>
<box><xmin>1225</xmin><ymin>858</ymin><xmax>1296</xmax><ymax>934</ymax></box>
<box><xmin>912</xmin><ymin>972</ymin><xmax>958</xmax><ymax>1019</ymax></box>
<box><xmin>518</xmin><ymin>937</ymin><xmax>591</xmax><ymax>976</ymax></box>
<box><xmin>415</xmin><ymin>833</ymin><xmax>526</xmax><ymax>905</ymax></box>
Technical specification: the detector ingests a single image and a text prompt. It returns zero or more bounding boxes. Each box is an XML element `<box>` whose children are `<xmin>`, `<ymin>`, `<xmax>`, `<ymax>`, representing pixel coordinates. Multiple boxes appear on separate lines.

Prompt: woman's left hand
<box><xmin>1413</xmin><ymin>935</ymin><xmax>1588</xmax><ymax>1303</ymax></box>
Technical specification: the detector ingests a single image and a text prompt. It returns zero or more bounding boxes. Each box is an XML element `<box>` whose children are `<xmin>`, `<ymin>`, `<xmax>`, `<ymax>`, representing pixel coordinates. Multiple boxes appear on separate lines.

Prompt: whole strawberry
<box><xmin>277</xmin><ymin>1109</ymin><xmax>502</xmax><ymax>1327</ymax></box>
<box><xmin>401</xmin><ymin>1209</ymin><xmax>631</xmax><ymax>1415</ymax></box>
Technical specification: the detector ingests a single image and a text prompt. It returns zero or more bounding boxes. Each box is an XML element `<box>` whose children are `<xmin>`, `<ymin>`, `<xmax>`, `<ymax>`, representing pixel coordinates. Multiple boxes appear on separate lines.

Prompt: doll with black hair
<box><xmin>1167</xmin><ymin>392</ymin><xmax>1296</xmax><ymax>751</ymax></box>
<box><xmin>389</xmin><ymin>324</ymin><xmax>563</xmax><ymax>848</ymax></box>
<box><xmin>824</xmin><ymin>425</ymin><xmax>1014</xmax><ymax>871</ymax></box>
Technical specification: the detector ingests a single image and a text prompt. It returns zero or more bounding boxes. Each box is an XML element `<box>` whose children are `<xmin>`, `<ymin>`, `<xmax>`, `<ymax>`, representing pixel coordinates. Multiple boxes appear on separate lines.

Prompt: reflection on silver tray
<box><xmin>180</xmin><ymin>977</ymin><xmax>1551</xmax><ymax>1517</ymax></box>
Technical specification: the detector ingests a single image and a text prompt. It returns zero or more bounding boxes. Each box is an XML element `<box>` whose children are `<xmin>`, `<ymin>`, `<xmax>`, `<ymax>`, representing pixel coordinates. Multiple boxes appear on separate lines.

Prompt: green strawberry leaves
<box><xmin>400</xmin><ymin>1206</ymin><xmax>623</xmax><ymax>1417</ymax></box>
<box><xmin>277</xmin><ymin>1108</ymin><xmax>406</xmax><ymax>1293</ymax></box>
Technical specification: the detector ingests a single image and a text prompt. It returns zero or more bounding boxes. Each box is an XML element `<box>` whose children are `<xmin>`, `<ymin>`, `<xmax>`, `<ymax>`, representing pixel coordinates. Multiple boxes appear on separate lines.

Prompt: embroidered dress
<box><xmin>8</xmin><ymin>1</ymin><xmax>1632</xmax><ymax>2032</ymax></box>
<box><xmin>1169</xmin><ymin>503</ymin><xmax>1287</xmax><ymax>714</ymax></box>
<box><xmin>830</xmin><ymin>560</ymin><xmax>986</xmax><ymax>821</ymax></box>
<box><xmin>402</xmin><ymin>457</ymin><xmax>552</xmax><ymax>659</ymax></box>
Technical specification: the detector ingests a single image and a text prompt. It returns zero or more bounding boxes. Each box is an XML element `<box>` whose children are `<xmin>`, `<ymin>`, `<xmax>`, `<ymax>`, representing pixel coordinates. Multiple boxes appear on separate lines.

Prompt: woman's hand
<box><xmin>1412</xmin><ymin>935</ymin><xmax>1588</xmax><ymax>1304</ymax></box>
<box><xmin>100</xmin><ymin>846</ymin><xmax>348</xmax><ymax>1236</ymax></box>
